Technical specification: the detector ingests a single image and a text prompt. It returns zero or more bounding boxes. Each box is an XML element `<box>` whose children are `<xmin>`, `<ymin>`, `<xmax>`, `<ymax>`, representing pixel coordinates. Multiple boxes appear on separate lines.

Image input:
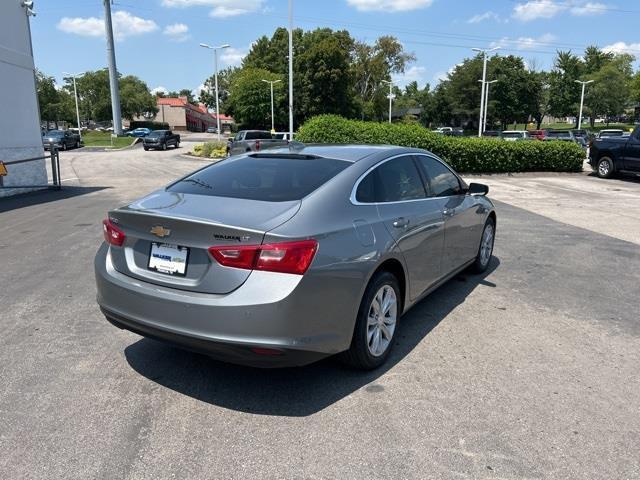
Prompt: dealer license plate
<box><xmin>148</xmin><ymin>243</ymin><xmax>189</xmax><ymax>276</ymax></box>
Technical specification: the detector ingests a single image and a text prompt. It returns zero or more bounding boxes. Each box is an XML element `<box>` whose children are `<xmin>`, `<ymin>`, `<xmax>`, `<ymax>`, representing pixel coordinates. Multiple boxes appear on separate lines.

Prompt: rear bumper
<box><xmin>94</xmin><ymin>244</ymin><xmax>354</xmax><ymax>367</ymax></box>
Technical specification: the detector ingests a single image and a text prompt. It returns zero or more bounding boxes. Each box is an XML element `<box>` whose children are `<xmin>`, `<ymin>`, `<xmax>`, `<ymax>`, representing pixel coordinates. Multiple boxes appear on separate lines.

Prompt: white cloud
<box><xmin>513</xmin><ymin>0</ymin><xmax>609</xmax><ymax>21</ymax></box>
<box><xmin>151</xmin><ymin>86</ymin><xmax>169</xmax><ymax>95</ymax></box>
<box><xmin>392</xmin><ymin>66</ymin><xmax>427</xmax><ymax>88</ymax></box>
<box><xmin>346</xmin><ymin>0</ymin><xmax>433</xmax><ymax>12</ymax></box>
<box><xmin>161</xmin><ymin>0</ymin><xmax>264</xmax><ymax>17</ymax></box>
<box><xmin>163</xmin><ymin>23</ymin><xmax>190</xmax><ymax>42</ymax></box>
<box><xmin>570</xmin><ymin>2</ymin><xmax>607</xmax><ymax>15</ymax></box>
<box><xmin>513</xmin><ymin>0</ymin><xmax>565</xmax><ymax>21</ymax></box>
<box><xmin>57</xmin><ymin>11</ymin><xmax>158</xmax><ymax>41</ymax></box>
<box><xmin>467</xmin><ymin>11</ymin><xmax>502</xmax><ymax>24</ymax></box>
<box><xmin>602</xmin><ymin>42</ymin><xmax>640</xmax><ymax>55</ymax></box>
<box><xmin>490</xmin><ymin>33</ymin><xmax>557</xmax><ymax>50</ymax></box>
<box><xmin>220</xmin><ymin>46</ymin><xmax>247</xmax><ymax>66</ymax></box>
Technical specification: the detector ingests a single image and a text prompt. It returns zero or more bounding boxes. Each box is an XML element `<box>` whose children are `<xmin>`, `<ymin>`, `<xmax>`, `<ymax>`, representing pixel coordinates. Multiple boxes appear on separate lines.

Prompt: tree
<box><xmin>36</xmin><ymin>71</ymin><xmax>75</xmax><ymax>127</ymax></box>
<box><xmin>119</xmin><ymin>76</ymin><xmax>158</xmax><ymax>121</ymax></box>
<box><xmin>198</xmin><ymin>67</ymin><xmax>238</xmax><ymax>111</ymax></box>
<box><xmin>69</xmin><ymin>70</ymin><xmax>156</xmax><ymax>122</ymax></box>
<box><xmin>548</xmin><ymin>51</ymin><xmax>584</xmax><ymax>124</ymax></box>
<box><xmin>584</xmin><ymin>55</ymin><xmax>634</xmax><ymax>125</ymax></box>
<box><xmin>530</xmin><ymin>71</ymin><xmax>551</xmax><ymax>129</ymax></box>
<box><xmin>351</xmin><ymin>36</ymin><xmax>415</xmax><ymax>120</ymax></box>
<box><xmin>225</xmin><ymin>68</ymin><xmax>286</xmax><ymax>129</ymax></box>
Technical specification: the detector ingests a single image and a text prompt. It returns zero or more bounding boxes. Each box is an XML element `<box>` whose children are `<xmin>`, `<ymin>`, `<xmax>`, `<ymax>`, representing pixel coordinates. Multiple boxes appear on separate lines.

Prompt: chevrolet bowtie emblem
<box><xmin>150</xmin><ymin>226</ymin><xmax>171</xmax><ymax>238</ymax></box>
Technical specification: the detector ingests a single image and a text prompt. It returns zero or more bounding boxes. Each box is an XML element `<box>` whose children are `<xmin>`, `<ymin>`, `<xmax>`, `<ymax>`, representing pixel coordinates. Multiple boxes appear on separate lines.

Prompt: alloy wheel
<box><xmin>366</xmin><ymin>285</ymin><xmax>397</xmax><ymax>357</ymax></box>
<box><xmin>480</xmin><ymin>223</ymin><xmax>494</xmax><ymax>267</ymax></box>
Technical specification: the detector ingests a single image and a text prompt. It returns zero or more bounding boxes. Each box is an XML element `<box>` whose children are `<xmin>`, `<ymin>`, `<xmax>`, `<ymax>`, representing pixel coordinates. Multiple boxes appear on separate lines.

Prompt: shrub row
<box><xmin>296</xmin><ymin>115</ymin><xmax>585</xmax><ymax>173</ymax></box>
<box><xmin>192</xmin><ymin>141</ymin><xmax>227</xmax><ymax>159</ymax></box>
<box><xmin>129</xmin><ymin>121</ymin><xmax>170</xmax><ymax>130</ymax></box>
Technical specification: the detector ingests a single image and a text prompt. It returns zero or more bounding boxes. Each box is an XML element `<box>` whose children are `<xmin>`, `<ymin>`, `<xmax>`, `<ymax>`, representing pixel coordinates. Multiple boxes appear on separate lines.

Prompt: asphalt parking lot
<box><xmin>1</xmin><ymin>144</ymin><xmax>639</xmax><ymax>479</ymax></box>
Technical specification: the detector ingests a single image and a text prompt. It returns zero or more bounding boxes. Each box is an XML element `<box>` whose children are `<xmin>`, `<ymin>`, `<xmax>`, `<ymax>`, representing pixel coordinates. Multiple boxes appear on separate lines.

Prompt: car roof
<box><xmin>264</xmin><ymin>144</ymin><xmax>422</xmax><ymax>162</ymax></box>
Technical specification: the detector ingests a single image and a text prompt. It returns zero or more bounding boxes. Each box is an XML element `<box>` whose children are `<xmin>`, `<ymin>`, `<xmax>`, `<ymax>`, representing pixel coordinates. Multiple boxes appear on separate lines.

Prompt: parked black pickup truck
<box><xmin>143</xmin><ymin>130</ymin><xmax>180</xmax><ymax>151</ymax></box>
<box><xmin>589</xmin><ymin>125</ymin><xmax>640</xmax><ymax>178</ymax></box>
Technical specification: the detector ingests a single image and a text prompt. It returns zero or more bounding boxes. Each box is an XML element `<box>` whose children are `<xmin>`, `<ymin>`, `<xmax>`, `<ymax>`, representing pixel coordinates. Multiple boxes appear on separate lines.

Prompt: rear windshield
<box><xmin>245</xmin><ymin>131</ymin><xmax>273</xmax><ymax>140</ymax></box>
<box><xmin>168</xmin><ymin>156</ymin><xmax>350</xmax><ymax>202</ymax></box>
<box><xmin>547</xmin><ymin>131</ymin><xmax>571</xmax><ymax>138</ymax></box>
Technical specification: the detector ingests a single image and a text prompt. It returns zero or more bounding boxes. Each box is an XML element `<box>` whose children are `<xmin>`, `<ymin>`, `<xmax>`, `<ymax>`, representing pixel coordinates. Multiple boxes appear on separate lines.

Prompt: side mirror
<box><xmin>467</xmin><ymin>183</ymin><xmax>489</xmax><ymax>196</ymax></box>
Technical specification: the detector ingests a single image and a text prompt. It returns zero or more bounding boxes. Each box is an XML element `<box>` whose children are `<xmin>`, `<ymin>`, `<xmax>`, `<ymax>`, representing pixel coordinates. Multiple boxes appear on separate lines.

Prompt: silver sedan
<box><xmin>95</xmin><ymin>145</ymin><xmax>496</xmax><ymax>369</ymax></box>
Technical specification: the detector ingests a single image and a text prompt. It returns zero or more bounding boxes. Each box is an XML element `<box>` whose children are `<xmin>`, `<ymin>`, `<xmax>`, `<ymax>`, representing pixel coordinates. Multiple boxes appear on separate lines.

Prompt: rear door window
<box><xmin>169</xmin><ymin>156</ymin><xmax>350</xmax><ymax>202</ymax></box>
<box><xmin>356</xmin><ymin>155</ymin><xmax>426</xmax><ymax>203</ymax></box>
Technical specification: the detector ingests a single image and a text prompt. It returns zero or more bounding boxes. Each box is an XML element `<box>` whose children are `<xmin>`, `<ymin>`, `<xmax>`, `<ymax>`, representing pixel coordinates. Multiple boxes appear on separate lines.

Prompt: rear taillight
<box><xmin>103</xmin><ymin>219</ymin><xmax>125</xmax><ymax>246</ymax></box>
<box><xmin>209</xmin><ymin>240</ymin><xmax>318</xmax><ymax>275</ymax></box>
<box><xmin>255</xmin><ymin>140</ymin><xmax>261</xmax><ymax>151</ymax></box>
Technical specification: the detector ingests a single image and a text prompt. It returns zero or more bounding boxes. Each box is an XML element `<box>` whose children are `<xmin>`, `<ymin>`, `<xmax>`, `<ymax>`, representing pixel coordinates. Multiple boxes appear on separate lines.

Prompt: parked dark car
<box><xmin>588</xmin><ymin>125</ymin><xmax>640</xmax><ymax>178</ymax></box>
<box><xmin>43</xmin><ymin>130</ymin><xmax>81</xmax><ymax>151</ymax></box>
<box><xmin>482</xmin><ymin>130</ymin><xmax>502</xmax><ymax>138</ymax></box>
<box><xmin>143</xmin><ymin>130</ymin><xmax>180</xmax><ymax>151</ymax></box>
<box><xmin>543</xmin><ymin>129</ymin><xmax>577</xmax><ymax>143</ymax></box>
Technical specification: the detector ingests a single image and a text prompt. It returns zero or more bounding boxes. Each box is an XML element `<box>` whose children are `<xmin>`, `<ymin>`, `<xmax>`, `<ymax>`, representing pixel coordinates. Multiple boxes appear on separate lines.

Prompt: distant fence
<box><xmin>0</xmin><ymin>149</ymin><xmax>61</xmax><ymax>190</ymax></box>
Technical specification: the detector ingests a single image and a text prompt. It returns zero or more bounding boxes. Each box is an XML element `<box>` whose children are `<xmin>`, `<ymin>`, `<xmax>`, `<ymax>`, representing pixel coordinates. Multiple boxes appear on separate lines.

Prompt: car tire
<box><xmin>143</xmin><ymin>146</ymin><xmax>149</xmax><ymax>151</ymax></box>
<box><xmin>596</xmin><ymin>156</ymin><xmax>614</xmax><ymax>179</ymax></box>
<box><xmin>340</xmin><ymin>271</ymin><xmax>401</xmax><ymax>370</ymax></box>
<box><xmin>162</xmin><ymin>143</ymin><xmax>167</xmax><ymax>151</ymax></box>
<box><xmin>470</xmin><ymin>217</ymin><xmax>495</xmax><ymax>274</ymax></box>
<box><xmin>175</xmin><ymin>141</ymin><xmax>180</xmax><ymax>149</ymax></box>
<box><xmin>76</xmin><ymin>141</ymin><xmax>80</xmax><ymax>149</ymax></box>
<box><xmin>62</xmin><ymin>143</ymin><xmax>67</xmax><ymax>151</ymax></box>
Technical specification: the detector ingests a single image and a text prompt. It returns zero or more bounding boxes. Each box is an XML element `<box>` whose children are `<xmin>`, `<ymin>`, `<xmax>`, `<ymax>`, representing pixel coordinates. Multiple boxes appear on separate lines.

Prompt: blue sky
<box><xmin>32</xmin><ymin>0</ymin><xmax>640</xmax><ymax>96</ymax></box>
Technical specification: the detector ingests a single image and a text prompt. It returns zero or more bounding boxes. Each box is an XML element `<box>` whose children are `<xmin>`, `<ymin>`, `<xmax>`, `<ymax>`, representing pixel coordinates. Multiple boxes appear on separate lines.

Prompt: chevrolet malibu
<box><xmin>95</xmin><ymin>145</ymin><xmax>496</xmax><ymax>369</ymax></box>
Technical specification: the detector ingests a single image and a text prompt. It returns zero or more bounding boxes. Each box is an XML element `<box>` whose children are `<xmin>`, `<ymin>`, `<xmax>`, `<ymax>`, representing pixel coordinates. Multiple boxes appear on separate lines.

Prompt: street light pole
<box><xmin>262</xmin><ymin>79</ymin><xmax>282</xmax><ymax>132</ymax></box>
<box><xmin>63</xmin><ymin>72</ymin><xmax>84</xmax><ymax>142</ymax></box>
<box><xmin>200</xmin><ymin>43</ymin><xmax>230</xmax><ymax>141</ymax></box>
<box><xmin>472</xmin><ymin>47</ymin><xmax>499</xmax><ymax>137</ymax></box>
<box><xmin>382</xmin><ymin>80</ymin><xmax>395</xmax><ymax>124</ymax></box>
<box><xmin>479</xmin><ymin>79</ymin><xmax>498</xmax><ymax>133</ymax></box>
<box><xmin>575</xmin><ymin>79</ymin><xmax>594</xmax><ymax>130</ymax></box>
<box><xmin>288</xmin><ymin>0</ymin><xmax>294</xmax><ymax>139</ymax></box>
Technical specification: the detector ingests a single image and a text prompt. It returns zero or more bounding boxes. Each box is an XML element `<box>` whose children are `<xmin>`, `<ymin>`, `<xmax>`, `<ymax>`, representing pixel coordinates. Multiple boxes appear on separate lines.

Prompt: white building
<box><xmin>0</xmin><ymin>0</ymin><xmax>47</xmax><ymax>197</ymax></box>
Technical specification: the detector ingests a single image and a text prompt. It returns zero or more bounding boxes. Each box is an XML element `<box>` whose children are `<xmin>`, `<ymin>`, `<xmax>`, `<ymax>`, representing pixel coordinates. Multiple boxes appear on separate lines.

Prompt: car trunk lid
<box><xmin>107</xmin><ymin>190</ymin><xmax>301</xmax><ymax>294</ymax></box>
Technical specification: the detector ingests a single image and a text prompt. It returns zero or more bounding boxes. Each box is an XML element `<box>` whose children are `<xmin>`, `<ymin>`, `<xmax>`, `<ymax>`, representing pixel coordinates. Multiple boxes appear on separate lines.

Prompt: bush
<box><xmin>296</xmin><ymin>115</ymin><xmax>585</xmax><ymax>173</ymax></box>
<box><xmin>129</xmin><ymin>121</ymin><xmax>169</xmax><ymax>131</ymax></box>
<box><xmin>193</xmin><ymin>141</ymin><xmax>227</xmax><ymax>159</ymax></box>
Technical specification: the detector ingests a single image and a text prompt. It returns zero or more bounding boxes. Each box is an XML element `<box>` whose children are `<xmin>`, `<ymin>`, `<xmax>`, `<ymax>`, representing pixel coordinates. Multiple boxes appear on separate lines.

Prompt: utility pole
<box><xmin>288</xmin><ymin>0</ymin><xmax>294</xmax><ymax>139</ymax></box>
<box><xmin>382</xmin><ymin>80</ymin><xmax>395</xmax><ymax>124</ymax></box>
<box><xmin>472</xmin><ymin>47</ymin><xmax>499</xmax><ymax>137</ymax></box>
<box><xmin>262</xmin><ymin>79</ymin><xmax>282</xmax><ymax>132</ymax></box>
<box><xmin>575</xmin><ymin>79</ymin><xmax>594</xmax><ymax>130</ymax></box>
<box><xmin>200</xmin><ymin>43</ymin><xmax>230</xmax><ymax>141</ymax></box>
<box><xmin>64</xmin><ymin>72</ymin><xmax>84</xmax><ymax>142</ymax></box>
<box><xmin>104</xmin><ymin>0</ymin><xmax>122</xmax><ymax>135</ymax></box>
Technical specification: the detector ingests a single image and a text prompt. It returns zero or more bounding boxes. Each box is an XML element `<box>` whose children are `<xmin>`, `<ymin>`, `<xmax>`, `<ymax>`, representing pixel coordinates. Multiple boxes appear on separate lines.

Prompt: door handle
<box><xmin>392</xmin><ymin>217</ymin><xmax>410</xmax><ymax>228</ymax></box>
<box><xmin>443</xmin><ymin>208</ymin><xmax>455</xmax><ymax>217</ymax></box>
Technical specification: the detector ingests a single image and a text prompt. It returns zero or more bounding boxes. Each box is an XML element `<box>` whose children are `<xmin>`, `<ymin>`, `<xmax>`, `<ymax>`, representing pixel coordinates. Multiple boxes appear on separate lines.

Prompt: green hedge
<box><xmin>129</xmin><ymin>121</ymin><xmax>170</xmax><ymax>130</ymax></box>
<box><xmin>296</xmin><ymin>115</ymin><xmax>585</xmax><ymax>173</ymax></box>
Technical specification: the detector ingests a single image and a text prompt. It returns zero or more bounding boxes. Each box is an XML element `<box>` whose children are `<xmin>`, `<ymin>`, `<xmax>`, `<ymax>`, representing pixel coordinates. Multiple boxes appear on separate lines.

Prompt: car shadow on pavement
<box><xmin>0</xmin><ymin>186</ymin><xmax>109</xmax><ymax>213</ymax></box>
<box><xmin>124</xmin><ymin>257</ymin><xmax>500</xmax><ymax>417</ymax></box>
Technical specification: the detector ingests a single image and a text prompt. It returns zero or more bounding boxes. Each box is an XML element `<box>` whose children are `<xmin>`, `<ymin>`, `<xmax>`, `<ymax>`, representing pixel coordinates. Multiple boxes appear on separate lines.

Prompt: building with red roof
<box><xmin>133</xmin><ymin>96</ymin><xmax>235</xmax><ymax>132</ymax></box>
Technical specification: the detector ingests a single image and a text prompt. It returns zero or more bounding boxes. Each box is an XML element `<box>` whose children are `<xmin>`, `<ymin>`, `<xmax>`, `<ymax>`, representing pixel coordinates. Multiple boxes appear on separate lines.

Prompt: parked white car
<box><xmin>501</xmin><ymin>130</ymin><xmax>530</xmax><ymax>141</ymax></box>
